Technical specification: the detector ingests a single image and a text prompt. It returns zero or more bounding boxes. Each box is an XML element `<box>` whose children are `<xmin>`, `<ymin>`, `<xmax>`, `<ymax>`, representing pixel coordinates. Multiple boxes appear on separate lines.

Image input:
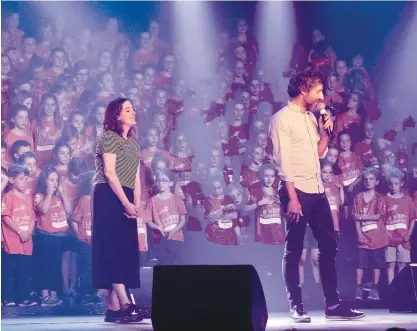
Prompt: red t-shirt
<box><xmin>338</xmin><ymin>152</ymin><xmax>363</xmax><ymax>186</ymax></box>
<box><xmin>34</xmin><ymin>193</ymin><xmax>68</xmax><ymax>233</ymax></box>
<box><xmin>182</xmin><ymin>181</ymin><xmax>205</xmax><ymax>232</ymax></box>
<box><xmin>61</xmin><ymin>178</ymin><xmax>79</xmax><ymax>212</ymax></box>
<box><xmin>1</xmin><ymin>191</ymin><xmax>36</xmax><ymax>255</ymax></box>
<box><xmin>72</xmin><ymin>195</ymin><xmax>92</xmax><ymax>245</ymax></box>
<box><xmin>148</xmin><ymin>193</ymin><xmax>187</xmax><ymax>242</ymax></box>
<box><xmin>239</xmin><ymin>166</ymin><xmax>260</xmax><ymax>189</ymax></box>
<box><xmin>3</xmin><ymin>129</ymin><xmax>34</xmax><ymax>162</ymax></box>
<box><xmin>259</xmin><ymin>83</ymin><xmax>274</xmax><ymax>104</ymax></box>
<box><xmin>353</xmin><ymin>192</ymin><xmax>388</xmax><ymax>249</ymax></box>
<box><xmin>354</xmin><ymin>140</ymin><xmax>377</xmax><ymax>167</ymax></box>
<box><xmin>26</xmin><ymin>168</ymin><xmax>40</xmax><ymax>196</ymax></box>
<box><xmin>169</xmin><ymin>155</ymin><xmax>193</xmax><ymax>184</ymax></box>
<box><xmin>335</xmin><ymin>112</ymin><xmax>362</xmax><ymax>138</ymax></box>
<box><xmin>249</xmin><ymin>182</ymin><xmax>285</xmax><ymax>245</ymax></box>
<box><xmin>384</xmin><ymin>194</ymin><xmax>417</xmax><ymax>250</ymax></box>
<box><xmin>226</xmin><ymin>124</ymin><xmax>249</xmax><ymax>156</ymax></box>
<box><xmin>323</xmin><ymin>181</ymin><xmax>342</xmax><ymax>232</ymax></box>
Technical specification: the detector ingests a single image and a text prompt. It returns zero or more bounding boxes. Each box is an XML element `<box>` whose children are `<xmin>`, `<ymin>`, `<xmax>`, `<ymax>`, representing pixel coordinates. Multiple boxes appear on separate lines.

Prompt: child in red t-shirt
<box><xmin>239</xmin><ymin>145</ymin><xmax>263</xmax><ymax>189</ymax></box>
<box><xmin>51</xmin><ymin>140</ymin><xmax>71</xmax><ymax>180</ymax></box>
<box><xmin>17</xmin><ymin>151</ymin><xmax>40</xmax><ymax>196</ymax></box>
<box><xmin>33</xmin><ymin>165</ymin><xmax>72</xmax><ymax>307</ymax></box>
<box><xmin>148</xmin><ymin>170</ymin><xmax>187</xmax><ymax>266</ymax></box>
<box><xmin>1</xmin><ymin>165</ymin><xmax>37</xmax><ymax>307</ymax></box>
<box><xmin>352</xmin><ymin>167</ymin><xmax>388</xmax><ymax>301</ymax></box>
<box><xmin>384</xmin><ymin>168</ymin><xmax>417</xmax><ymax>284</ymax></box>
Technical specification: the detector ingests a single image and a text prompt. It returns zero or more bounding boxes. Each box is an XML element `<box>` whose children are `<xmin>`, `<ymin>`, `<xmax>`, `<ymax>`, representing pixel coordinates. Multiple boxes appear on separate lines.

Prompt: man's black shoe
<box><xmin>325</xmin><ymin>303</ymin><xmax>365</xmax><ymax>320</ymax></box>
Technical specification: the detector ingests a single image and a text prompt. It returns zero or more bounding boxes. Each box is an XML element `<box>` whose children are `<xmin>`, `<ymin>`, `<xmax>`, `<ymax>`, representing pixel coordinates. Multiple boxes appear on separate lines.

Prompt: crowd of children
<box><xmin>1</xmin><ymin>10</ymin><xmax>417</xmax><ymax>309</ymax></box>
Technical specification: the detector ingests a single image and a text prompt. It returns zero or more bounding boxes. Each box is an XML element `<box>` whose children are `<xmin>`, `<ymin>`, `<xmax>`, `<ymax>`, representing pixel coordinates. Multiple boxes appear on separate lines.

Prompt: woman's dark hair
<box><xmin>7</xmin><ymin>104</ymin><xmax>29</xmax><ymax>126</ymax></box>
<box><xmin>18</xmin><ymin>151</ymin><xmax>37</xmax><ymax>164</ymax></box>
<box><xmin>36</xmin><ymin>165</ymin><xmax>58</xmax><ymax>196</ymax></box>
<box><xmin>89</xmin><ymin>101</ymin><xmax>107</xmax><ymax>124</ymax></box>
<box><xmin>103</xmin><ymin>97</ymin><xmax>136</xmax><ymax>138</ymax></box>
<box><xmin>37</xmin><ymin>93</ymin><xmax>62</xmax><ymax>129</ymax></box>
<box><xmin>78</xmin><ymin>171</ymin><xmax>94</xmax><ymax>197</ymax></box>
<box><xmin>59</xmin><ymin>125</ymin><xmax>80</xmax><ymax>144</ymax></box>
<box><xmin>68</xmin><ymin>157</ymin><xmax>86</xmax><ymax>176</ymax></box>
<box><xmin>51</xmin><ymin>140</ymin><xmax>71</xmax><ymax>166</ymax></box>
<box><xmin>287</xmin><ymin>69</ymin><xmax>325</xmax><ymax>98</ymax></box>
<box><xmin>11</xmin><ymin>140</ymin><xmax>31</xmax><ymax>162</ymax></box>
<box><xmin>7</xmin><ymin>164</ymin><xmax>30</xmax><ymax>179</ymax></box>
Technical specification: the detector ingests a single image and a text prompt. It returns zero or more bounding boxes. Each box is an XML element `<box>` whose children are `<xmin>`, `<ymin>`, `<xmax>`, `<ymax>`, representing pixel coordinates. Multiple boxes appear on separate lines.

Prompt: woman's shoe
<box><xmin>104</xmin><ymin>309</ymin><xmax>123</xmax><ymax>323</ymax></box>
<box><xmin>119</xmin><ymin>304</ymin><xmax>144</xmax><ymax>323</ymax></box>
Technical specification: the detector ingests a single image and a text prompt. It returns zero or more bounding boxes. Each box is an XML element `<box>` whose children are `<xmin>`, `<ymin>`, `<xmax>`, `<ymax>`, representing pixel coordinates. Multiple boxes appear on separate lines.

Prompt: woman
<box><xmin>92</xmin><ymin>97</ymin><xmax>143</xmax><ymax>323</ymax></box>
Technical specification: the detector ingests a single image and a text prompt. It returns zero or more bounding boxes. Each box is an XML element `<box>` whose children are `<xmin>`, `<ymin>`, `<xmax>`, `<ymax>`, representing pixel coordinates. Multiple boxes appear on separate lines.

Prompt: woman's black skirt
<box><xmin>91</xmin><ymin>183</ymin><xmax>140</xmax><ymax>289</ymax></box>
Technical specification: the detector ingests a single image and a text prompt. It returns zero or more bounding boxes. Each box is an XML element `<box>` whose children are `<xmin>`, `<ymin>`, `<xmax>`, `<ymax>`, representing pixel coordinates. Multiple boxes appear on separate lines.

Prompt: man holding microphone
<box><xmin>269</xmin><ymin>69</ymin><xmax>365</xmax><ymax>323</ymax></box>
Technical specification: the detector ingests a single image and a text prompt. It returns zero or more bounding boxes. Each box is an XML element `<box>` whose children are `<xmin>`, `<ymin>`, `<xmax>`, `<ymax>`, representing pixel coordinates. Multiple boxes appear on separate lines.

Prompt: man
<box><xmin>269</xmin><ymin>70</ymin><xmax>365</xmax><ymax>322</ymax></box>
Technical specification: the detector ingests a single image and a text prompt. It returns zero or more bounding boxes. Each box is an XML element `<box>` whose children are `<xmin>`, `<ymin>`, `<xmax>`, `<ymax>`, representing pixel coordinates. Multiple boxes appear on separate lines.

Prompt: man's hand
<box><xmin>286</xmin><ymin>199</ymin><xmax>303</xmax><ymax>223</ymax></box>
<box><xmin>319</xmin><ymin>111</ymin><xmax>334</xmax><ymax>134</ymax></box>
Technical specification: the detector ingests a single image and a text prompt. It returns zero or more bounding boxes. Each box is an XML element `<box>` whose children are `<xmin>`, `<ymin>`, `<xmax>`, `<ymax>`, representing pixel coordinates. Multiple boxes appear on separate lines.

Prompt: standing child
<box><xmin>50</xmin><ymin>140</ymin><xmax>71</xmax><ymax>179</ymax></box>
<box><xmin>352</xmin><ymin>167</ymin><xmax>388</xmax><ymax>300</ymax></box>
<box><xmin>384</xmin><ymin>168</ymin><xmax>416</xmax><ymax>284</ymax></box>
<box><xmin>33</xmin><ymin>165</ymin><xmax>72</xmax><ymax>306</ymax></box>
<box><xmin>17</xmin><ymin>151</ymin><xmax>40</xmax><ymax>196</ymax></box>
<box><xmin>148</xmin><ymin>169</ymin><xmax>186</xmax><ymax>266</ymax></box>
<box><xmin>1</xmin><ymin>165</ymin><xmax>37</xmax><ymax>307</ymax></box>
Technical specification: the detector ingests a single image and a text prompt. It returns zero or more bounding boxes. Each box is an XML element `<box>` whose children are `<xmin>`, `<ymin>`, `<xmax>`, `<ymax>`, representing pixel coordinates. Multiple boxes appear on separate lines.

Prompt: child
<box><xmin>384</xmin><ymin>168</ymin><xmax>416</xmax><ymax>284</ymax></box>
<box><xmin>68</xmin><ymin>111</ymin><xmax>94</xmax><ymax>159</ymax></box>
<box><xmin>71</xmin><ymin>171</ymin><xmax>101</xmax><ymax>304</ymax></box>
<box><xmin>17</xmin><ymin>151</ymin><xmax>40</xmax><ymax>196</ymax></box>
<box><xmin>85</xmin><ymin>101</ymin><xmax>106</xmax><ymax>142</ymax></box>
<box><xmin>50</xmin><ymin>140</ymin><xmax>71</xmax><ymax>179</ymax></box>
<box><xmin>354</xmin><ymin>120</ymin><xmax>379</xmax><ymax>168</ymax></box>
<box><xmin>148</xmin><ymin>170</ymin><xmax>186</xmax><ymax>266</ymax></box>
<box><xmin>352</xmin><ymin>167</ymin><xmax>388</xmax><ymax>300</ymax></box>
<box><xmin>33</xmin><ymin>165</ymin><xmax>72</xmax><ymax>306</ymax></box>
<box><xmin>140</xmin><ymin>126</ymin><xmax>169</xmax><ymax>169</ymax></box>
<box><xmin>169</xmin><ymin>131</ymin><xmax>194</xmax><ymax>187</ymax></box>
<box><xmin>10</xmin><ymin>140</ymin><xmax>31</xmax><ymax>163</ymax></box>
<box><xmin>334</xmin><ymin>92</ymin><xmax>363</xmax><ymax>145</ymax></box>
<box><xmin>1</xmin><ymin>164</ymin><xmax>37</xmax><ymax>307</ymax></box>
<box><xmin>239</xmin><ymin>145</ymin><xmax>263</xmax><ymax>189</ymax></box>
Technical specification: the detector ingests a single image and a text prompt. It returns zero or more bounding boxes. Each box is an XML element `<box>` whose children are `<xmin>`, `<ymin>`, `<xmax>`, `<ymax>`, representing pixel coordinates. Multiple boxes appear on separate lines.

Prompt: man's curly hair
<box><xmin>103</xmin><ymin>97</ymin><xmax>136</xmax><ymax>138</ymax></box>
<box><xmin>287</xmin><ymin>69</ymin><xmax>325</xmax><ymax>98</ymax></box>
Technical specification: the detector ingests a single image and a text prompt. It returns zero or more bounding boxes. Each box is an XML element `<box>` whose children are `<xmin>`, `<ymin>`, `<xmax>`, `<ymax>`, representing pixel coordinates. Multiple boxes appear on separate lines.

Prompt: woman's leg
<box><xmin>107</xmin><ymin>289</ymin><xmax>121</xmax><ymax>311</ymax></box>
<box><xmin>112</xmin><ymin>284</ymin><xmax>131</xmax><ymax>307</ymax></box>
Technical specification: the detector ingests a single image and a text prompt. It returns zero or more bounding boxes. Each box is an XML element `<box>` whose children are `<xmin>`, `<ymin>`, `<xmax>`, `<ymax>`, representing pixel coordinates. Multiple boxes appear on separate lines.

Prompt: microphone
<box><xmin>320</xmin><ymin>108</ymin><xmax>333</xmax><ymax>139</ymax></box>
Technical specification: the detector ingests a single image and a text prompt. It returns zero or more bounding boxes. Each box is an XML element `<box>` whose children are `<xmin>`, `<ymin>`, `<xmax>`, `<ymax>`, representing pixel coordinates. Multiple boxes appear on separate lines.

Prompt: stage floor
<box><xmin>2</xmin><ymin>310</ymin><xmax>417</xmax><ymax>331</ymax></box>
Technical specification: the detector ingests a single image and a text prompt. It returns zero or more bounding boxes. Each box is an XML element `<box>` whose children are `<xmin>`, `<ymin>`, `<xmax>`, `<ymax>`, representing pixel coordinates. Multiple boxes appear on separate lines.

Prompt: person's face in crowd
<box><xmin>1</xmin><ymin>55</ymin><xmax>12</xmax><ymax>76</ymax></box>
<box><xmin>146</xmin><ymin>128</ymin><xmax>159</xmax><ymax>147</ymax></box>
<box><xmin>260</xmin><ymin>106</ymin><xmax>273</xmax><ymax>123</ymax></box>
<box><xmin>107</xmin><ymin>18</ymin><xmax>119</xmax><ymax>34</ymax></box>
<box><xmin>22</xmin><ymin>38</ymin><xmax>36</xmax><ymax>55</ymax></box>
<box><xmin>15</xmin><ymin>146</ymin><xmax>31</xmax><ymax>161</ymax></box>
<box><xmin>321</xmin><ymin>164</ymin><xmax>333</xmax><ymax>184</ymax></box>
<box><xmin>133</xmin><ymin>73</ymin><xmax>144</xmax><ymax>89</ymax></box>
<box><xmin>388</xmin><ymin>176</ymin><xmax>402</xmax><ymax>195</ymax></box>
<box><xmin>339</xmin><ymin>133</ymin><xmax>352</xmax><ymax>152</ymax></box>
<box><xmin>126</xmin><ymin>87</ymin><xmax>140</xmax><ymax>106</ymax></box>
<box><xmin>11</xmin><ymin>173</ymin><xmax>28</xmax><ymax>194</ymax></box>
<box><xmin>100</xmin><ymin>73</ymin><xmax>114</xmax><ymax>92</ymax></box>
<box><xmin>149</xmin><ymin>20</ymin><xmax>159</xmax><ymax>37</ymax></box>
<box><xmin>58</xmin><ymin>146</ymin><xmax>71</xmax><ymax>165</ymax></box>
<box><xmin>154</xmin><ymin>160</ymin><xmax>167</xmax><ymax>175</ymax></box>
<box><xmin>32</xmin><ymin>64</ymin><xmax>45</xmax><ymax>80</ymax></box>
<box><xmin>327</xmin><ymin>75</ymin><xmax>337</xmax><ymax>91</ymax></box>
<box><xmin>302</xmin><ymin>83</ymin><xmax>324</xmax><ymax>107</ymax></box>
<box><xmin>250</xmin><ymin>79</ymin><xmax>260</xmax><ymax>96</ymax></box>
<box><xmin>348</xmin><ymin>93</ymin><xmax>359</xmax><ymax>111</ymax></box>
<box><xmin>1</xmin><ymin>31</ymin><xmax>11</xmax><ymax>49</ymax></box>
<box><xmin>253</xmin><ymin>120</ymin><xmax>265</xmax><ymax>131</ymax></box>
<box><xmin>220</xmin><ymin>32</ymin><xmax>229</xmax><ymax>48</ymax></box>
<box><xmin>144</xmin><ymin>67</ymin><xmax>155</xmax><ymax>85</ymax></box>
<box><xmin>8</xmin><ymin>13</ymin><xmax>20</xmax><ymax>30</ymax></box>
<box><xmin>225</xmin><ymin>70</ymin><xmax>233</xmax><ymax>85</ymax></box>
<box><xmin>95</xmin><ymin>106</ymin><xmax>106</xmax><ymax>125</ymax></box>
<box><xmin>69</xmin><ymin>172</ymin><xmax>81</xmax><ymax>185</ymax></box>
<box><xmin>312</xmin><ymin>29</ymin><xmax>324</xmax><ymax>45</ymax></box>
<box><xmin>237</xmin><ymin>19</ymin><xmax>248</xmax><ymax>34</ymax></box>
<box><xmin>352</xmin><ymin>54</ymin><xmax>364</xmax><ymax>68</ymax></box>
<box><xmin>212</xmin><ymin>180</ymin><xmax>224</xmax><ymax>198</ymax></box>
<box><xmin>176</xmin><ymin>134</ymin><xmax>188</xmax><ymax>153</ymax></box>
<box><xmin>230</xmin><ymin>188</ymin><xmax>244</xmax><ymax>206</ymax></box>
<box><xmin>363</xmin><ymin>172</ymin><xmax>378</xmax><ymax>191</ymax></box>
<box><xmin>140</xmin><ymin>32</ymin><xmax>152</xmax><ymax>49</ymax></box>
<box><xmin>156</xmin><ymin>172</ymin><xmax>173</xmax><ymax>193</ymax></box>
<box><xmin>256</xmin><ymin>70</ymin><xmax>265</xmax><ymax>84</ymax></box>
<box><xmin>153</xmin><ymin>114</ymin><xmax>166</xmax><ymax>132</ymax></box>
<box><xmin>155</xmin><ymin>89</ymin><xmax>168</xmax><ymax>109</ymax></box>
<box><xmin>80</xmin><ymin>29</ymin><xmax>91</xmax><ymax>44</ymax></box>
<box><xmin>42</xmin><ymin>24</ymin><xmax>53</xmax><ymax>42</ymax></box>
<box><xmin>257</xmin><ymin>132</ymin><xmax>268</xmax><ymax>149</ymax></box>
<box><xmin>23</xmin><ymin>157</ymin><xmax>37</xmax><ymax>177</ymax></box>
<box><xmin>251</xmin><ymin>146</ymin><xmax>264</xmax><ymax>165</ymax></box>
<box><xmin>71</xmin><ymin>114</ymin><xmax>85</xmax><ymax>133</ymax></box>
<box><xmin>384</xmin><ymin>150</ymin><xmax>397</xmax><ymax>167</ymax></box>
<box><xmin>234</xmin><ymin>103</ymin><xmax>245</xmax><ymax>121</ymax></box>
<box><xmin>75</xmin><ymin>68</ymin><xmax>89</xmax><ymax>86</ymax></box>
<box><xmin>326</xmin><ymin>148</ymin><xmax>338</xmax><ymax>165</ymax></box>
<box><xmin>262</xmin><ymin>168</ymin><xmax>275</xmax><ymax>188</ymax></box>
<box><xmin>61</xmin><ymin>37</ymin><xmax>74</xmax><ymax>54</ymax></box>
<box><xmin>241</xmin><ymin>91</ymin><xmax>250</xmax><ymax>106</ymax></box>
<box><xmin>364</xmin><ymin>122</ymin><xmax>374</xmax><ymax>139</ymax></box>
<box><xmin>52</xmin><ymin>50</ymin><xmax>66</xmax><ymax>68</ymax></box>
<box><xmin>164</xmin><ymin>55</ymin><xmax>175</xmax><ymax>73</ymax></box>
<box><xmin>42</xmin><ymin>97</ymin><xmax>57</xmax><ymax>117</ymax></box>
<box><xmin>210</xmin><ymin>149</ymin><xmax>221</xmax><ymax>168</ymax></box>
<box><xmin>117</xmin><ymin>100</ymin><xmax>136</xmax><ymax>128</ymax></box>
<box><xmin>22</xmin><ymin>97</ymin><xmax>33</xmax><ymax>111</ymax></box>
<box><xmin>47</xmin><ymin>171</ymin><xmax>59</xmax><ymax>193</ymax></box>
<box><xmin>235</xmin><ymin>61</ymin><xmax>245</xmax><ymax>77</ymax></box>
<box><xmin>99</xmin><ymin>51</ymin><xmax>112</xmax><ymax>69</ymax></box>
<box><xmin>336</xmin><ymin>60</ymin><xmax>348</xmax><ymax>77</ymax></box>
<box><xmin>13</xmin><ymin>110</ymin><xmax>29</xmax><ymax>130</ymax></box>
<box><xmin>235</xmin><ymin>46</ymin><xmax>246</xmax><ymax>61</ymax></box>
<box><xmin>196</xmin><ymin>162</ymin><xmax>208</xmax><ymax>182</ymax></box>
<box><xmin>6</xmin><ymin>49</ymin><xmax>20</xmax><ymax>67</ymax></box>
<box><xmin>217</xmin><ymin>120</ymin><xmax>228</xmax><ymax>139</ymax></box>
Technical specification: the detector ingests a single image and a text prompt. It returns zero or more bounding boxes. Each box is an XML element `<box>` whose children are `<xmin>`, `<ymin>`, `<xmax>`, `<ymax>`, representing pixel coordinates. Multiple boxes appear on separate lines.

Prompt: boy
<box><xmin>384</xmin><ymin>168</ymin><xmax>416</xmax><ymax>284</ymax></box>
<box><xmin>352</xmin><ymin>167</ymin><xmax>388</xmax><ymax>300</ymax></box>
<box><xmin>1</xmin><ymin>164</ymin><xmax>37</xmax><ymax>307</ymax></box>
